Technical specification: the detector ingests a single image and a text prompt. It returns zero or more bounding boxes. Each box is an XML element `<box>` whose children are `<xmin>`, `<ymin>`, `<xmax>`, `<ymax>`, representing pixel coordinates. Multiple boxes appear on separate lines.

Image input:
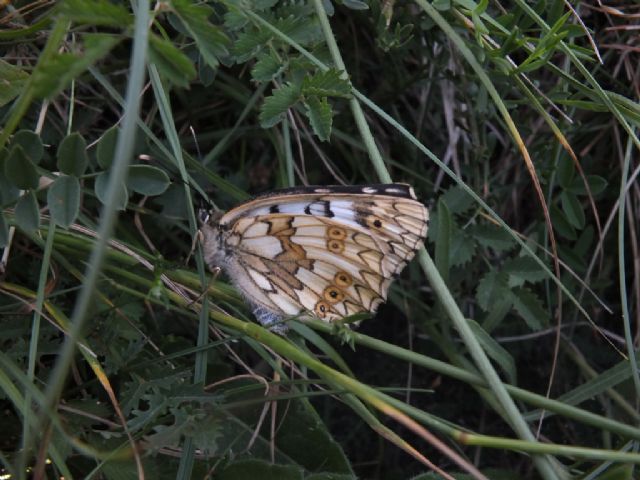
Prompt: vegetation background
<box><xmin>1</xmin><ymin>0</ymin><xmax>639</xmax><ymax>478</ymax></box>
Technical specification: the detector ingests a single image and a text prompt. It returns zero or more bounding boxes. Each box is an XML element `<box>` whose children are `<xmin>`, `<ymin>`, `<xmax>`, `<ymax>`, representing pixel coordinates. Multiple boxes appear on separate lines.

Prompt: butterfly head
<box><xmin>198</xmin><ymin>208</ymin><xmax>229</xmax><ymax>271</ymax></box>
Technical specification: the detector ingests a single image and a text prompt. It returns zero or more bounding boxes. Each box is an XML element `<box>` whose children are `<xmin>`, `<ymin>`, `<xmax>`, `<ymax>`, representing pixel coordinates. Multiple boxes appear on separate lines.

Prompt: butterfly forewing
<box><xmin>201</xmin><ymin>184</ymin><xmax>428</xmax><ymax>329</ymax></box>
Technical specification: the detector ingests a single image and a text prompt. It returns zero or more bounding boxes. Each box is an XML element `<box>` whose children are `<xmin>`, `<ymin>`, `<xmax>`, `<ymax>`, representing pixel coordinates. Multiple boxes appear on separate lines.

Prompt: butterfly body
<box><xmin>201</xmin><ymin>184</ymin><xmax>428</xmax><ymax>331</ymax></box>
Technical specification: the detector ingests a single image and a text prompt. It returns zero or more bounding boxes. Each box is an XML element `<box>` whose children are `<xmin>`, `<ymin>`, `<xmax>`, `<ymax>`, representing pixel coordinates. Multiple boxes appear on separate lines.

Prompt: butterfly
<box><xmin>200</xmin><ymin>184</ymin><xmax>429</xmax><ymax>331</ymax></box>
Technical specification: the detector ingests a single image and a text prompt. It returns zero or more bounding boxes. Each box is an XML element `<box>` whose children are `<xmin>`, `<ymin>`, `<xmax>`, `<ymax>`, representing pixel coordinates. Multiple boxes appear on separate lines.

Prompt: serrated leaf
<box><xmin>0</xmin><ymin>214</ymin><xmax>8</xmax><ymax>248</ymax></box>
<box><xmin>468</xmin><ymin>319</ymin><xmax>516</xmax><ymax>384</ymax></box>
<box><xmin>503</xmin><ymin>255</ymin><xmax>548</xmax><ymax>284</ymax></box>
<box><xmin>476</xmin><ymin>270</ymin><xmax>510</xmax><ymax>311</ymax></box>
<box><xmin>170</xmin><ymin>0</ymin><xmax>229</xmax><ymax>69</ymax></box>
<box><xmin>12</xmin><ymin>130</ymin><xmax>44</xmax><ymax>164</ymax></box>
<box><xmin>449</xmin><ymin>226</ymin><xmax>476</xmax><ymax>267</ymax></box>
<box><xmin>305</xmin><ymin>96</ymin><xmax>332</xmax><ymax>141</ymax></box>
<box><xmin>57</xmin><ymin>133</ymin><xmax>88</xmax><ymax>176</ymax></box>
<box><xmin>274</xmin><ymin>15</ymin><xmax>322</xmax><ymax>45</ymax></box>
<box><xmin>259</xmin><ymin>83</ymin><xmax>301</xmax><ymax>128</ymax></box>
<box><xmin>560</xmin><ymin>191</ymin><xmax>585</xmax><ymax>229</ymax></box>
<box><xmin>510</xmin><ymin>287</ymin><xmax>548</xmax><ymax>330</ymax></box>
<box><xmin>251</xmin><ymin>52</ymin><xmax>284</xmax><ymax>82</ymax></box>
<box><xmin>470</xmin><ymin>224</ymin><xmax>516</xmax><ymax>252</ymax></box>
<box><xmin>32</xmin><ymin>33</ymin><xmax>121</xmax><ymax>99</ymax></box>
<box><xmin>233</xmin><ymin>28</ymin><xmax>270</xmax><ymax>61</ymax></box>
<box><xmin>0</xmin><ymin>59</ymin><xmax>29</xmax><ymax>107</ymax></box>
<box><xmin>148</xmin><ymin>33</ymin><xmax>196</xmax><ymax>88</ymax></box>
<box><xmin>95</xmin><ymin>172</ymin><xmax>128</xmax><ymax>211</ymax></box>
<box><xmin>567</xmin><ymin>175</ymin><xmax>608</xmax><ymax>196</ymax></box>
<box><xmin>15</xmin><ymin>191</ymin><xmax>40</xmax><ymax>233</ymax></box>
<box><xmin>440</xmin><ymin>185</ymin><xmax>475</xmax><ymax>214</ymax></box>
<box><xmin>126</xmin><ymin>165</ymin><xmax>170</xmax><ymax>195</ymax></box>
<box><xmin>5</xmin><ymin>146</ymin><xmax>39</xmax><ymax>189</ymax></box>
<box><xmin>47</xmin><ymin>175</ymin><xmax>80</xmax><ymax>228</ymax></box>
<box><xmin>97</xmin><ymin>126</ymin><xmax>118</xmax><ymax>168</ymax></box>
<box><xmin>58</xmin><ymin>0</ymin><xmax>132</xmax><ymax>26</ymax></box>
<box><xmin>301</xmin><ymin>69</ymin><xmax>351</xmax><ymax>98</ymax></box>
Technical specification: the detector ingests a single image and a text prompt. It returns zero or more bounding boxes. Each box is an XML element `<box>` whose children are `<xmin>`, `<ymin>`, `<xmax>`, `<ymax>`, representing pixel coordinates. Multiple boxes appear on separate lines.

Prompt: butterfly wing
<box><xmin>203</xmin><ymin>184</ymin><xmax>428</xmax><ymax>324</ymax></box>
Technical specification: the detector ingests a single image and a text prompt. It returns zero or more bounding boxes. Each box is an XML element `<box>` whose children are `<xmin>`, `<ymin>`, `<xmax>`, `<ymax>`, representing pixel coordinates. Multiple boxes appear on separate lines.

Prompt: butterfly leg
<box><xmin>253</xmin><ymin>306</ymin><xmax>288</xmax><ymax>333</ymax></box>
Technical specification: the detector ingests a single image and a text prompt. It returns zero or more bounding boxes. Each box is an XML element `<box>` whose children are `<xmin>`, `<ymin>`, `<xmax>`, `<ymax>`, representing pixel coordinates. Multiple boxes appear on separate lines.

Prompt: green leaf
<box><xmin>476</xmin><ymin>270</ymin><xmax>510</xmax><ymax>311</ymax></box>
<box><xmin>12</xmin><ymin>130</ymin><xmax>44</xmax><ymax>164</ymax></box>
<box><xmin>97</xmin><ymin>126</ymin><xmax>119</xmax><ymax>168</ymax></box>
<box><xmin>95</xmin><ymin>171</ymin><xmax>128</xmax><ymax>211</ymax></box>
<box><xmin>47</xmin><ymin>175</ymin><xmax>80</xmax><ymax>228</ymax></box>
<box><xmin>567</xmin><ymin>175</ymin><xmax>608</xmax><ymax>196</ymax></box>
<box><xmin>271</xmin><ymin>399</ymin><xmax>352</xmax><ymax>473</ymax></box>
<box><xmin>434</xmin><ymin>198</ymin><xmax>451</xmax><ymax>282</ymax></box>
<box><xmin>0</xmin><ymin>59</ymin><xmax>29</xmax><ymax>107</ymax></box>
<box><xmin>468</xmin><ymin>319</ymin><xmax>516</xmax><ymax>384</ymax></box>
<box><xmin>273</xmin><ymin>15</ymin><xmax>322</xmax><ymax>45</ymax></box>
<box><xmin>126</xmin><ymin>165</ymin><xmax>170</xmax><ymax>195</ymax></box>
<box><xmin>259</xmin><ymin>83</ymin><xmax>301</xmax><ymax>128</ymax></box>
<box><xmin>0</xmin><ymin>214</ymin><xmax>8</xmax><ymax>248</ymax></box>
<box><xmin>217</xmin><ymin>459</ymin><xmax>303</xmax><ymax>480</ymax></box>
<box><xmin>342</xmin><ymin>0</ymin><xmax>369</xmax><ymax>9</ymax></box>
<box><xmin>560</xmin><ymin>191</ymin><xmax>585</xmax><ymax>229</ymax></box>
<box><xmin>449</xmin><ymin>229</ymin><xmax>476</xmax><ymax>267</ymax></box>
<box><xmin>148</xmin><ymin>33</ymin><xmax>196</xmax><ymax>88</ymax></box>
<box><xmin>304</xmin><ymin>96</ymin><xmax>332</xmax><ymax>141</ymax></box>
<box><xmin>57</xmin><ymin>133</ymin><xmax>88</xmax><ymax>177</ymax></box>
<box><xmin>470</xmin><ymin>224</ymin><xmax>516</xmax><ymax>252</ymax></box>
<box><xmin>251</xmin><ymin>52</ymin><xmax>284</xmax><ymax>82</ymax></box>
<box><xmin>0</xmin><ymin>148</ymin><xmax>20</xmax><ymax>203</ymax></box>
<box><xmin>510</xmin><ymin>287</ymin><xmax>548</xmax><ymax>330</ymax></box>
<box><xmin>481</xmin><ymin>295</ymin><xmax>513</xmax><ymax>333</ymax></box>
<box><xmin>440</xmin><ymin>185</ymin><xmax>475</xmax><ymax>214</ymax></box>
<box><xmin>432</xmin><ymin>0</ymin><xmax>451</xmax><ymax>10</ymax></box>
<box><xmin>503</xmin><ymin>255</ymin><xmax>548</xmax><ymax>285</ymax></box>
<box><xmin>170</xmin><ymin>0</ymin><xmax>230</xmax><ymax>69</ymax></box>
<box><xmin>57</xmin><ymin>0</ymin><xmax>133</xmax><ymax>26</ymax></box>
<box><xmin>556</xmin><ymin>154</ymin><xmax>574</xmax><ymax>188</ymax></box>
<box><xmin>233</xmin><ymin>28</ymin><xmax>270</xmax><ymax>62</ymax></box>
<box><xmin>301</xmin><ymin>69</ymin><xmax>351</xmax><ymax>98</ymax></box>
<box><xmin>5</xmin><ymin>146</ymin><xmax>39</xmax><ymax>189</ymax></box>
<box><xmin>32</xmin><ymin>33</ymin><xmax>121</xmax><ymax>98</ymax></box>
<box><xmin>15</xmin><ymin>191</ymin><xmax>40</xmax><ymax>233</ymax></box>
<box><xmin>550</xmin><ymin>203</ymin><xmax>576</xmax><ymax>240</ymax></box>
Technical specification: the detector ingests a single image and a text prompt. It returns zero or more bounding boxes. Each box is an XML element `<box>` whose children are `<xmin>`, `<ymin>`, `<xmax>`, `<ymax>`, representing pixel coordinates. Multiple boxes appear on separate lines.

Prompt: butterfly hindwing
<box><xmin>201</xmin><ymin>184</ymin><xmax>429</xmax><ymax>328</ymax></box>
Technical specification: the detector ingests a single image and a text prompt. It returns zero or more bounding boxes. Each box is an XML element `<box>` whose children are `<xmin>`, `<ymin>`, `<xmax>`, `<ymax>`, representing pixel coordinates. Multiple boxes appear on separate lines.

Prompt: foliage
<box><xmin>1</xmin><ymin>0</ymin><xmax>639</xmax><ymax>478</ymax></box>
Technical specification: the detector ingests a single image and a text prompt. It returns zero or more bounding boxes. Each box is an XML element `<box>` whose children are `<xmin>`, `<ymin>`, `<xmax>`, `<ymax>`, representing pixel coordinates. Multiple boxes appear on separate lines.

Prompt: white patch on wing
<box><xmin>292</xmin><ymin>216</ymin><xmax>323</xmax><ymax>227</ymax></box>
<box><xmin>291</xmin><ymin>225</ymin><xmax>327</xmax><ymax>237</ymax></box>
<box><xmin>303</xmin><ymin>248</ymin><xmax>366</xmax><ymax>283</ymax></box>
<box><xmin>362</xmin><ymin>270</ymin><xmax>382</xmax><ymax>294</ymax></box>
<box><xmin>247</xmin><ymin>268</ymin><xmax>273</xmax><ymax>291</ymax></box>
<box><xmin>296</xmin><ymin>268</ymin><xmax>327</xmax><ymax>296</ymax></box>
<box><xmin>240</xmin><ymin>236</ymin><xmax>283</xmax><ymax>256</ymax></box>
<box><xmin>275</xmin><ymin>203</ymin><xmax>309</xmax><ymax>214</ymax></box>
<box><xmin>268</xmin><ymin>292</ymin><xmax>302</xmax><ymax>315</ymax></box>
<box><xmin>295</xmin><ymin>286</ymin><xmax>320</xmax><ymax>311</ymax></box>
<box><xmin>242</xmin><ymin>221</ymin><xmax>270</xmax><ymax>238</ymax></box>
